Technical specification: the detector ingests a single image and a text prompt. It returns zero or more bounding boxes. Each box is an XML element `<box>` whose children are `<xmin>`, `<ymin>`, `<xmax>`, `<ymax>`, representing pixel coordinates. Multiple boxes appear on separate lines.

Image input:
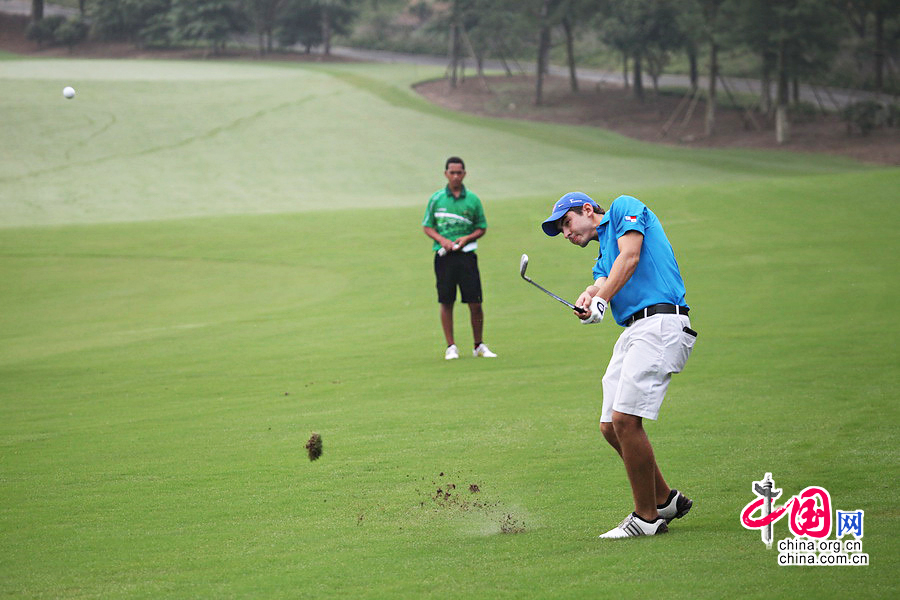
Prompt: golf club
<box><xmin>519</xmin><ymin>254</ymin><xmax>588</xmax><ymax>314</ymax></box>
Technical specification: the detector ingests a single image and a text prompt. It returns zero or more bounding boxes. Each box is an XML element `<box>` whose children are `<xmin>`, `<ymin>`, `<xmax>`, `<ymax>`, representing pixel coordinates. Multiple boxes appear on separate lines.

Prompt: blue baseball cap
<box><xmin>541</xmin><ymin>192</ymin><xmax>600</xmax><ymax>236</ymax></box>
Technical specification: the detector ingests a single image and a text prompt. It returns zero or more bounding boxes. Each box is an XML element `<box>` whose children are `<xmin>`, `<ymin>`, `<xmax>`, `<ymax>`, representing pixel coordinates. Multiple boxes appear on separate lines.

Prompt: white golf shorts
<box><xmin>600</xmin><ymin>314</ymin><xmax>696</xmax><ymax>422</ymax></box>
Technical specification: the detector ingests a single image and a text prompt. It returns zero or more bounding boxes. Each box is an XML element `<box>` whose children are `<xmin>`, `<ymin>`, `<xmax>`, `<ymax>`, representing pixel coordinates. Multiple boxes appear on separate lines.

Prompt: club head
<box><xmin>519</xmin><ymin>253</ymin><xmax>529</xmax><ymax>279</ymax></box>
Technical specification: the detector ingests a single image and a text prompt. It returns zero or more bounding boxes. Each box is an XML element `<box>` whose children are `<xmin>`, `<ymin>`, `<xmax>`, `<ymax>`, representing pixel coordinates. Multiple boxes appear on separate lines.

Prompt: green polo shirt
<box><xmin>422</xmin><ymin>185</ymin><xmax>488</xmax><ymax>252</ymax></box>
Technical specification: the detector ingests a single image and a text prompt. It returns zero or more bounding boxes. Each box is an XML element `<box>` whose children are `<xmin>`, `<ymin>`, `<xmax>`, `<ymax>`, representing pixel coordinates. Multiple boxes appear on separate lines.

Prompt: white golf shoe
<box><xmin>473</xmin><ymin>343</ymin><xmax>497</xmax><ymax>358</ymax></box>
<box><xmin>599</xmin><ymin>513</ymin><xmax>668</xmax><ymax>539</ymax></box>
<box><xmin>657</xmin><ymin>489</ymin><xmax>693</xmax><ymax>523</ymax></box>
<box><xmin>445</xmin><ymin>344</ymin><xmax>459</xmax><ymax>360</ymax></box>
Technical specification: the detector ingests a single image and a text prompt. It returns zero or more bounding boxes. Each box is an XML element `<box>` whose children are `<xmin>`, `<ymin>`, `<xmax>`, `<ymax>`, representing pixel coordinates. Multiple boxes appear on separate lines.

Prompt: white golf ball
<box><xmin>63</xmin><ymin>86</ymin><xmax>75</xmax><ymax>99</ymax></box>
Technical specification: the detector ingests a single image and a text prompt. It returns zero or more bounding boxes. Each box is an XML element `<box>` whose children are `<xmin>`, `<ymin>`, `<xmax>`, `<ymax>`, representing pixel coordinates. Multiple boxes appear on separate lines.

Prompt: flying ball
<box><xmin>63</xmin><ymin>86</ymin><xmax>75</xmax><ymax>99</ymax></box>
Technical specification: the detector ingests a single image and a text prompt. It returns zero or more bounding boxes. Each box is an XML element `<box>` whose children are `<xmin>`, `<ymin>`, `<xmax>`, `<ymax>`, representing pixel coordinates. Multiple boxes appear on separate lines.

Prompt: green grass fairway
<box><xmin>1</xmin><ymin>58</ymin><xmax>898</xmax><ymax>599</ymax></box>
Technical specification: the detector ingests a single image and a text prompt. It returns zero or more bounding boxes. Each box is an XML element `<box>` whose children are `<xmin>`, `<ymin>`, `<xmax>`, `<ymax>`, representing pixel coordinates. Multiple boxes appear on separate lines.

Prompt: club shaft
<box><xmin>524</xmin><ymin>277</ymin><xmax>578</xmax><ymax>310</ymax></box>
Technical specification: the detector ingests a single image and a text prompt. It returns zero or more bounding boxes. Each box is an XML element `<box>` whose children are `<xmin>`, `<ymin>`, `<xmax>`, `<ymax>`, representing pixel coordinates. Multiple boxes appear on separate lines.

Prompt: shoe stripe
<box><xmin>624</xmin><ymin>521</ymin><xmax>644</xmax><ymax>537</ymax></box>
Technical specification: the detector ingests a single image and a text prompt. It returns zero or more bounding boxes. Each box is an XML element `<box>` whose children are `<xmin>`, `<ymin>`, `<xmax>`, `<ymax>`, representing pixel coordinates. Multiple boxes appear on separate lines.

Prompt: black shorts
<box><xmin>434</xmin><ymin>251</ymin><xmax>483</xmax><ymax>304</ymax></box>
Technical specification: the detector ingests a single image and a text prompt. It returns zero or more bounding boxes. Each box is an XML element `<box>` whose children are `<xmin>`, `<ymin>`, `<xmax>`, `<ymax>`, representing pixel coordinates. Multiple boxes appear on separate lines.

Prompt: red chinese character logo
<box><xmin>787</xmin><ymin>486</ymin><xmax>831</xmax><ymax>538</ymax></box>
<box><xmin>740</xmin><ymin>496</ymin><xmax>787</xmax><ymax>529</ymax></box>
<box><xmin>740</xmin><ymin>474</ymin><xmax>835</xmax><ymax>548</ymax></box>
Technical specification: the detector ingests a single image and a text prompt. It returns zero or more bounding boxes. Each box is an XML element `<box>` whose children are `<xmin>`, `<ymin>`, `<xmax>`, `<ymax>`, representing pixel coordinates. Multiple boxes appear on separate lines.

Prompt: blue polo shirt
<box><xmin>592</xmin><ymin>195</ymin><xmax>688</xmax><ymax>326</ymax></box>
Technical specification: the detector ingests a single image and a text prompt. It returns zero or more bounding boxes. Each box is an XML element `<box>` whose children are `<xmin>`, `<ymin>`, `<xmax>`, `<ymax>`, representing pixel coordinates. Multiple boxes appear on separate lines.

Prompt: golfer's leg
<box><xmin>440</xmin><ymin>303</ymin><xmax>455</xmax><ymax>346</ymax></box>
<box><xmin>600</xmin><ymin>422</ymin><xmax>622</xmax><ymax>456</ymax></box>
<box><xmin>600</xmin><ymin>333</ymin><xmax>627</xmax><ymax>455</ymax></box>
<box><xmin>611</xmin><ymin>411</ymin><xmax>659</xmax><ymax>521</ymax></box>
<box><xmin>601</xmin><ymin>419</ymin><xmax>670</xmax><ymax>504</ymax></box>
<box><xmin>468</xmin><ymin>302</ymin><xmax>483</xmax><ymax>344</ymax></box>
<box><xmin>654</xmin><ymin>466</ymin><xmax>671</xmax><ymax>506</ymax></box>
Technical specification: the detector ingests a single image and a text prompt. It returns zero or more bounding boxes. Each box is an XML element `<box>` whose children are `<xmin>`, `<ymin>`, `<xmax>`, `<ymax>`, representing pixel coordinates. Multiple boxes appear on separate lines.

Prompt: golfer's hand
<box><xmin>572</xmin><ymin>292</ymin><xmax>590</xmax><ymax>318</ymax></box>
<box><xmin>579</xmin><ymin>296</ymin><xmax>607</xmax><ymax>324</ymax></box>
<box><xmin>438</xmin><ymin>240</ymin><xmax>456</xmax><ymax>255</ymax></box>
<box><xmin>575</xmin><ymin>291</ymin><xmax>593</xmax><ymax>317</ymax></box>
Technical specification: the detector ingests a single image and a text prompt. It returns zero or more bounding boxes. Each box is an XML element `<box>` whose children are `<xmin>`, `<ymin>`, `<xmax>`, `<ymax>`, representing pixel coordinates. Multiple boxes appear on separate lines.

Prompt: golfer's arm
<box><xmin>423</xmin><ymin>226</ymin><xmax>448</xmax><ymax>246</ymax></box>
<box><xmin>589</xmin><ymin>232</ymin><xmax>643</xmax><ymax>301</ymax></box>
<box><xmin>456</xmin><ymin>227</ymin><xmax>485</xmax><ymax>246</ymax></box>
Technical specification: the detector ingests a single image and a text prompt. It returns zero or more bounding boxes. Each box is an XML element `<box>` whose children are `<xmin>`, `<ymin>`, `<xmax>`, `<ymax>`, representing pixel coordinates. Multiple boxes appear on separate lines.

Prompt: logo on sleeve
<box><xmin>624</xmin><ymin>216</ymin><xmax>637</xmax><ymax>223</ymax></box>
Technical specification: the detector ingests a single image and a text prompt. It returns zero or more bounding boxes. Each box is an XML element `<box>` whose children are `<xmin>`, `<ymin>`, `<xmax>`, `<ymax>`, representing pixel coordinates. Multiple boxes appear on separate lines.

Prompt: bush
<box><xmin>55</xmin><ymin>18</ymin><xmax>90</xmax><ymax>50</ymax></box>
<box><xmin>138</xmin><ymin>13</ymin><xmax>174</xmax><ymax>49</ymax></box>
<box><xmin>887</xmin><ymin>103</ymin><xmax>900</xmax><ymax>128</ymax></box>
<box><xmin>790</xmin><ymin>101</ymin><xmax>819</xmax><ymax>123</ymax></box>
<box><xmin>841</xmin><ymin>100</ymin><xmax>890</xmax><ymax>135</ymax></box>
<box><xmin>25</xmin><ymin>15</ymin><xmax>66</xmax><ymax>47</ymax></box>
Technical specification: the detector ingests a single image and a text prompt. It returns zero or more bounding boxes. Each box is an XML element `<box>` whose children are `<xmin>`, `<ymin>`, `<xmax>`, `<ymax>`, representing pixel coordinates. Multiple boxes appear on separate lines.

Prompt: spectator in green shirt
<box><xmin>422</xmin><ymin>157</ymin><xmax>497</xmax><ymax>360</ymax></box>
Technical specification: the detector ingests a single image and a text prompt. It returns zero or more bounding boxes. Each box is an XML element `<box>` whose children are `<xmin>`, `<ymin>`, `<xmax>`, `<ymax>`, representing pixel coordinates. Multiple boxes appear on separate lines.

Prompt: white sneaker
<box><xmin>445</xmin><ymin>344</ymin><xmax>459</xmax><ymax>360</ymax></box>
<box><xmin>598</xmin><ymin>513</ymin><xmax>668</xmax><ymax>539</ymax></box>
<box><xmin>473</xmin><ymin>343</ymin><xmax>497</xmax><ymax>357</ymax></box>
<box><xmin>657</xmin><ymin>489</ymin><xmax>693</xmax><ymax>523</ymax></box>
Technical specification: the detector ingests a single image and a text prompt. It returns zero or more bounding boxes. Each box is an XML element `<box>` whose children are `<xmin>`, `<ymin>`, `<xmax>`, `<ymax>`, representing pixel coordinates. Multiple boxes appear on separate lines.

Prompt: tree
<box><xmin>729</xmin><ymin>0</ymin><xmax>842</xmax><ymax>143</ymax></box>
<box><xmin>90</xmin><ymin>0</ymin><xmax>172</xmax><ymax>44</ymax></box>
<box><xmin>558</xmin><ymin>0</ymin><xmax>604</xmax><ymax>92</ymax></box>
<box><xmin>723</xmin><ymin>0</ymin><xmax>776</xmax><ymax>114</ymax></box>
<box><xmin>170</xmin><ymin>0</ymin><xmax>246</xmax><ymax>55</ymax></box>
<box><xmin>31</xmin><ymin>0</ymin><xmax>43</xmax><ymax>21</ymax></box>
<box><xmin>447</xmin><ymin>0</ymin><xmax>464</xmax><ymax>87</ymax></box>
<box><xmin>532</xmin><ymin>0</ymin><xmax>590</xmax><ymax>104</ymax></box>
<box><xmin>640</xmin><ymin>1</ymin><xmax>683</xmax><ymax>93</ymax></box>
<box><xmin>695</xmin><ymin>0</ymin><xmax>727</xmax><ymax>135</ymax></box>
<box><xmin>535</xmin><ymin>0</ymin><xmax>551</xmax><ymax>105</ymax></box>
<box><xmin>316</xmin><ymin>0</ymin><xmax>356</xmax><ymax>56</ymax></box>
<box><xmin>675</xmin><ymin>1</ymin><xmax>704</xmax><ymax>92</ymax></box>
<box><xmin>601</xmin><ymin>0</ymin><xmax>683</xmax><ymax>101</ymax></box>
<box><xmin>276</xmin><ymin>0</ymin><xmax>323</xmax><ymax>52</ymax></box>
<box><xmin>244</xmin><ymin>0</ymin><xmax>287</xmax><ymax>55</ymax></box>
<box><xmin>838</xmin><ymin>0</ymin><xmax>900</xmax><ymax>93</ymax></box>
<box><xmin>466</xmin><ymin>0</ymin><xmax>533</xmax><ymax>76</ymax></box>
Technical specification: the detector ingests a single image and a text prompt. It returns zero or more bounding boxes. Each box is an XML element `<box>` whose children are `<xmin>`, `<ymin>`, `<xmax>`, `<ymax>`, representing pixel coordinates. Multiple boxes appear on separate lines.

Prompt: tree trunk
<box><xmin>322</xmin><ymin>10</ymin><xmax>332</xmax><ymax>55</ymax></box>
<box><xmin>688</xmin><ymin>43</ymin><xmax>698</xmax><ymax>92</ymax></box>
<box><xmin>449</xmin><ymin>20</ymin><xmax>460</xmax><ymax>87</ymax></box>
<box><xmin>459</xmin><ymin>26</ymin><xmax>484</xmax><ymax>80</ymax></box>
<box><xmin>705</xmin><ymin>41</ymin><xmax>717</xmax><ymax>136</ymax></box>
<box><xmin>31</xmin><ymin>0</ymin><xmax>43</xmax><ymax>20</ymax></box>
<box><xmin>562</xmin><ymin>17</ymin><xmax>577</xmax><ymax>92</ymax></box>
<box><xmin>534</xmin><ymin>0</ymin><xmax>551</xmax><ymax>106</ymax></box>
<box><xmin>496</xmin><ymin>44</ymin><xmax>513</xmax><ymax>76</ymax></box>
<box><xmin>632</xmin><ymin>51</ymin><xmax>644</xmax><ymax>101</ymax></box>
<box><xmin>760</xmin><ymin>62</ymin><xmax>772</xmax><ymax>116</ymax></box>
<box><xmin>874</xmin><ymin>8</ymin><xmax>885</xmax><ymax>93</ymax></box>
<box><xmin>775</xmin><ymin>38</ymin><xmax>790</xmax><ymax>144</ymax></box>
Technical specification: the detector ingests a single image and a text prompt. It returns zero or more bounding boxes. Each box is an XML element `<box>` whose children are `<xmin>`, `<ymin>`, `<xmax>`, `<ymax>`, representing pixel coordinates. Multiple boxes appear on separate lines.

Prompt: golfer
<box><xmin>542</xmin><ymin>192</ymin><xmax>696</xmax><ymax>538</ymax></box>
<box><xmin>423</xmin><ymin>157</ymin><xmax>497</xmax><ymax>360</ymax></box>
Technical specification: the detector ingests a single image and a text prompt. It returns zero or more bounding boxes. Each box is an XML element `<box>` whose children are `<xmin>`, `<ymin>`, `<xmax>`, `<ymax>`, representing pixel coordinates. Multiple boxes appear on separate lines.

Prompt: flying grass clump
<box><xmin>305</xmin><ymin>432</ymin><xmax>323</xmax><ymax>461</ymax></box>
